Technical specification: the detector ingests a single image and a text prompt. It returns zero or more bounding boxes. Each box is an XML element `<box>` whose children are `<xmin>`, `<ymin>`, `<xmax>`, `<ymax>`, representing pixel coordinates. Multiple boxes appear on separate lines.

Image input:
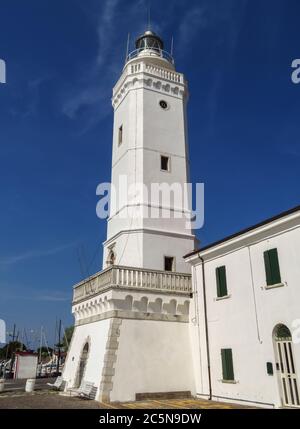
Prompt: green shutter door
<box><xmin>221</xmin><ymin>349</ymin><xmax>234</xmax><ymax>381</ymax></box>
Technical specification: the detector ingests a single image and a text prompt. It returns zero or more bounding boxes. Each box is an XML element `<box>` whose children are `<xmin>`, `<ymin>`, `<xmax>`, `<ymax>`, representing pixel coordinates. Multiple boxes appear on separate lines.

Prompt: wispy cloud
<box><xmin>34</xmin><ymin>292</ymin><xmax>70</xmax><ymax>302</ymax></box>
<box><xmin>9</xmin><ymin>74</ymin><xmax>53</xmax><ymax>119</ymax></box>
<box><xmin>176</xmin><ymin>0</ymin><xmax>249</xmax><ymax>137</ymax></box>
<box><xmin>177</xmin><ymin>6</ymin><xmax>207</xmax><ymax>54</ymax></box>
<box><xmin>0</xmin><ymin>290</ymin><xmax>70</xmax><ymax>303</ymax></box>
<box><xmin>61</xmin><ymin>0</ymin><xmax>122</xmax><ymax>132</ymax></box>
<box><xmin>0</xmin><ymin>242</ymin><xmax>77</xmax><ymax>266</ymax></box>
<box><xmin>60</xmin><ymin>0</ymin><xmax>161</xmax><ymax>134</ymax></box>
<box><xmin>177</xmin><ymin>0</ymin><xmax>249</xmax><ymax>59</ymax></box>
<box><xmin>96</xmin><ymin>0</ymin><xmax>121</xmax><ymax>68</ymax></box>
<box><xmin>61</xmin><ymin>0</ymin><xmax>249</xmax><ymax>135</ymax></box>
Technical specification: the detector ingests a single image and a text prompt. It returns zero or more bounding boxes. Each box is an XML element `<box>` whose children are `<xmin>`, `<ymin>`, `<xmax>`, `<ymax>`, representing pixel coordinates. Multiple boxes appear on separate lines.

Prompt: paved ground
<box><xmin>1</xmin><ymin>377</ymin><xmax>55</xmax><ymax>393</ymax></box>
<box><xmin>0</xmin><ymin>390</ymin><xmax>252</xmax><ymax>409</ymax></box>
<box><xmin>114</xmin><ymin>398</ymin><xmax>251</xmax><ymax>409</ymax></box>
<box><xmin>0</xmin><ymin>391</ymin><xmax>108</xmax><ymax>409</ymax></box>
<box><xmin>0</xmin><ymin>378</ymin><xmax>253</xmax><ymax>409</ymax></box>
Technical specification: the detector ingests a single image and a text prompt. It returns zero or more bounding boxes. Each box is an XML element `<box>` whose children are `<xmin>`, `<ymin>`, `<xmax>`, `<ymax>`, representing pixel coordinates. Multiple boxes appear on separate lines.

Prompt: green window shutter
<box><xmin>264</xmin><ymin>251</ymin><xmax>272</xmax><ymax>285</ymax></box>
<box><xmin>221</xmin><ymin>349</ymin><xmax>234</xmax><ymax>381</ymax></box>
<box><xmin>216</xmin><ymin>266</ymin><xmax>228</xmax><ymax>297</ymax></box>
<box><xmin>264</xmin><ymin>249</ymin><xmax>281</xmax><ymax>285</ymax></box>
<box><xmin>221</xmin><ymin>349</ymin><xmax>227</xmax><ymax>379</ymax></box>
<box><xmin>216</xmin><ymin>268</ymin><xmax>221</xmax><ymax>297</ymax></box>
<box><xmin>269</xmin><ymin>248</ymin><xmax>281</xmax><ymax>284</ymax></box>
<box><xmin>266</xmin><ymin>362</ymin><xmax>274</xmax><ymax>375</ymax></box>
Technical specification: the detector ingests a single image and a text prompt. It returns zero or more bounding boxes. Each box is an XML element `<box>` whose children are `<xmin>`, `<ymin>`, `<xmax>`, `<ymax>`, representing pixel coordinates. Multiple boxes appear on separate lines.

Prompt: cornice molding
<box><xmin>186</xmin><ymin>213</ymin><xmax>300</xmax><ymax>264</ymax></box>
<box><xmin>112</xmin><ymin>72</ymin><xmax>187</xmax><ymax>109</ymax></box>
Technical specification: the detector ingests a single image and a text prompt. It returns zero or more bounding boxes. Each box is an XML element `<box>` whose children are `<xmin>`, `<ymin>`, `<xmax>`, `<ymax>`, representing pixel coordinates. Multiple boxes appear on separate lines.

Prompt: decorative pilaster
<box><xmin>98</xmin><ymin>318</ymin><xmax>122</xmax><ymax>402</ymax></box>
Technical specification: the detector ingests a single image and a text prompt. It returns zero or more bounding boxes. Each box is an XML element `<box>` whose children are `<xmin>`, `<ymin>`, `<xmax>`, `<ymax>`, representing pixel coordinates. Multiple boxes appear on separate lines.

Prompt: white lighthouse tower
<box><xmin>62</xmin><ymin>30</ymin><xmax>196</xmax><ymax>403</ymax></box>
<box><xmin>103</xmin><ymin>30</ymin><xmax>195</xmax><ymax>272</ymax></box>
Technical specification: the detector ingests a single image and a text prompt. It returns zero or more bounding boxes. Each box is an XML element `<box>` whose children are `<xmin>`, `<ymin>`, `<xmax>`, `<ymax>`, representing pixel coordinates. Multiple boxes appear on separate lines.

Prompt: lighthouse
<box><xmin>62</xmin><ymin>30</ymin><xmax>196</xmax><ymax>403</ymax></box>
<box><xmin>103</xmin><ymin>30</ymin><xmax>195</xmax><ymax>272</ymax></box>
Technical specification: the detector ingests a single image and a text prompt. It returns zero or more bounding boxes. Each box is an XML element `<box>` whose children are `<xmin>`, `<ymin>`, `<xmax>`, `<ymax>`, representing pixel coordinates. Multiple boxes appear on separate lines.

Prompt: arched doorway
<box><xmin>273</xmin><ymin>324</ymin><xmax>300</xmax><ymax>407</ymax></box>
<box><xmin>76</xmin><ymin>342</ymin><xmax>89</xmax><ymax>388</ymax></box>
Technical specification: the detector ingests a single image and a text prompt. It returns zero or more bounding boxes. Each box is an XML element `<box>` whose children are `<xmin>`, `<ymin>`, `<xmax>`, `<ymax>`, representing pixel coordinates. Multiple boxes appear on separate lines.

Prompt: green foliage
<box><xmin>36</xmin><ymin>346</ymin><xmax>53</xmax><ymax>357</ymax></box>
<box><xmin>62</xmin><ymin>326</ymin><xmax>74</xmax><ymax>352</ymax></box>
<box><xmin>0</xmin><ymin>341</ymin><xmax>27</xmax><ymax>359</ymax></box>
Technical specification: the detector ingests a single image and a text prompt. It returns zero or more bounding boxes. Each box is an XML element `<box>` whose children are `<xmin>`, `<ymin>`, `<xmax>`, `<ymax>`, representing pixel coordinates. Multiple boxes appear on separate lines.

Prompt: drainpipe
<box><xmin>198</xmin><ymin>253</ymin><xmax>212</xmax><ymax>400</ymax></box>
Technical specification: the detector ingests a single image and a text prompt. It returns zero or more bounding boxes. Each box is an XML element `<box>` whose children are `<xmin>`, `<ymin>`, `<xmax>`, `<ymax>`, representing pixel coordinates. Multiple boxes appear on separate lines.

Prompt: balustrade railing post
<box><xmin>116</xmin><ymin>267</ymin><xmax>120</xmax><ymax>286</ymax></box>
<box><xmin>110</xmin><ymin>266</ymin><xmax>114</xmax><ymax>286</ymax></box>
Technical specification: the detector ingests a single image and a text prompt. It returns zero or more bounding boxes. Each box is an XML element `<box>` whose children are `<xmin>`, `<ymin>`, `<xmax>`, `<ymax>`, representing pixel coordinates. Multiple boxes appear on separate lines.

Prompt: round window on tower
<box><xmin>159</xmin><ymin>100</ymin><xmax>169</xmax><ymax>110</ymax></box>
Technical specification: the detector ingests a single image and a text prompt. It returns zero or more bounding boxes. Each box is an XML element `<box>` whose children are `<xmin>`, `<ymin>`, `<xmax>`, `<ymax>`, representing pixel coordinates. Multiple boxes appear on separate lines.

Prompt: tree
<box><xmin>62</xmin><ymin>326</ymin><xmax>74</xmax><ymax>352</ymax></box>
<box><xmin>0</xmin><ymin>341</ymin><xmax>27</xmax><ymax>359</ymax></box>
<box><xmin>36</xmin><ymin>346</ymin><xmax>53</xmax><ymax>358</ymax></box>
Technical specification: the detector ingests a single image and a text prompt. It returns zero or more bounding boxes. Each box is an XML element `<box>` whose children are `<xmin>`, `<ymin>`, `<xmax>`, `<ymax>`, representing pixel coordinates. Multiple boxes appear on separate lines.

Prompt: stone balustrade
<box><xmin>144</xmin><ymin>63</ymin><xmax>182</xmax><ymax>83</ymax></box>
<box><xmin>73</xmin><ymin>265</ymin><xmax>192</xmax><ymax>304</ymax></box>
<box><xmin>113</xmin><ymin>61</ymin><xmax>185</xmax><ymax>97</ymax></box>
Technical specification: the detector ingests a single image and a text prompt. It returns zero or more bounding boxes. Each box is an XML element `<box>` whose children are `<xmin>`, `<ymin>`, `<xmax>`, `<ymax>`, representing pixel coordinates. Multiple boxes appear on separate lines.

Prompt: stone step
<box><xmin>135</xmin><ymin>391</ymin><xmax>192</xmax><ymax>401</ymax></box>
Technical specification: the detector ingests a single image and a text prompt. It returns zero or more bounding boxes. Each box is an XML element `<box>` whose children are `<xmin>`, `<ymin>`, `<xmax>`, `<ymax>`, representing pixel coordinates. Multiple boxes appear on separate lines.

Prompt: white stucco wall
<box><xmin>64</xmin><ymin>285</ymin><xmax>194</xmax><ymax>402</ymax></box>
<box><xmin>63</xmin><ymin>319</ymin><xmax>110</xmax><ymax>391</ymax></box>
<box><xmin>142</xmin><ymin>232</ymin><xmax>194</xmax><ymax>273</ymax></box>
<box><xmin>15</xmin><ymin>355</ymin><xmax>38</xmax><ymax>380</ymax></box>
<box><xmin>103</xmin><ymin>56</ymin><xmax>195</xmax><ymax>271</ymax></box>
<box><xmin>111</xmin><ymin>318</ymin><xmax>195</xmax><ymax>402</ymax></box>
<box><xmin>187</xmin><ymin>214</ymin><xmax>300</xmax><ymax>408</ymax></box>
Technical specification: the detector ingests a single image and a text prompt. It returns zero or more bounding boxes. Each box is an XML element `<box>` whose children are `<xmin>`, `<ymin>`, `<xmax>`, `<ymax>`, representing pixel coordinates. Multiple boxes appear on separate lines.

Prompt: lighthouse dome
<box><xmin>135</xmin><ymin>30</ymin><xmax>164</xmax><ymax>52</ymax></box>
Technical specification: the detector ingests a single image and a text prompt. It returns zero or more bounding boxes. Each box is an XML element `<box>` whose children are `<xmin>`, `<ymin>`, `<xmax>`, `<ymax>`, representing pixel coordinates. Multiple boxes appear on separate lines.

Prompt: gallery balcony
<box><xmin>73</xmin><ymin>265</ymin><xmax>192</xmax><ymax>305</ymax></box>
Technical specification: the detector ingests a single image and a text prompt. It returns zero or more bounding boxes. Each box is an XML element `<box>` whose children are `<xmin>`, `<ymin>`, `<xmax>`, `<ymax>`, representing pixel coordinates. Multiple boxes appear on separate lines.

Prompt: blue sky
<box><xmin>0</xmin><ymin>0</ymin><xmax>299</xmax><ymax>347</ymax></box>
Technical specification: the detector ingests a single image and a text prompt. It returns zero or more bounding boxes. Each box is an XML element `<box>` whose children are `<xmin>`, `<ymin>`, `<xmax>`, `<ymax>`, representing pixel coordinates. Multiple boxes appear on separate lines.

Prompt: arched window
<box><xmin>274</xmin><ymin>324</ymin><xmax>292</xmax><ymax>340</ymax></box>
<box><xmin>82</xmin><ymin>342</ymin><xmax>89</xmax><ymax>355</ymax></box>
<box><xmin>107</xmin><ymin>249</ymin><xmax>116</xmax><ymax>267</ymax></box>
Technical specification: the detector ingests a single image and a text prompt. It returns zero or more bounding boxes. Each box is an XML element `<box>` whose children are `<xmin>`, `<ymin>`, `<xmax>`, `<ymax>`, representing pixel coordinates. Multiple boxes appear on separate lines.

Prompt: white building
<box><xmin>14</xmin><ymin>352</ymin><xmax>38</xmax><ymax>380</ymax></box>
<box><xmin>62</xmin><ymin>30</ymin><xmax>196</xmax><ymax>403</ymax></box>
<box><xmin>62</xmin><ymin>29</ymin><xmax>300</xmax><ymax>408</ymax></box>
<box><xmin>185</xmin><ymin>205</ymin><xmax>300</xmax><ymax>408</ymax></box>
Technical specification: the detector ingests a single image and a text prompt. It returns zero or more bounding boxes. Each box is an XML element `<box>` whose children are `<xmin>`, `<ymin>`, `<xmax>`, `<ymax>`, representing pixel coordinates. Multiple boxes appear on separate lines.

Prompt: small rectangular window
<box><xmin>164</xmin><ymin>256</ymin><xmax>174</xmax><ymax>272</ymax></box>
<box><xmin>221</xmin><ymin>348</ymin><xmax>234</xmax><ymax>381</ymax></box>
<box><xmin>264</xmin><ymin>248</ymin><xmax>281</xmax><ymax>286</ymax></box>
<box><xmin>161</xmin><ymin>155</ymin><xmax>170</xmax><ymax>171</ymax></box>
<box><xmin>216</xmin><ymin>266</ymin><xmax>228</xmax><ymax>298</ymax></box>
<box><xmin>118</xmin><ymin>125</ymin><xmax>123</xmax><ymax>146</ymax></box>
<box><xmin>266</xmin><ymin>362</ymin><xmax>274</xmax><ymax>375</ymax></box>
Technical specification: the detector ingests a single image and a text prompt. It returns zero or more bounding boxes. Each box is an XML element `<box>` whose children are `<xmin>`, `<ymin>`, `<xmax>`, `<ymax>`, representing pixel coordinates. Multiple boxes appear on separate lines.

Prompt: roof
<box><xmin>184</xmin><ymin>204</ymin><xmax>300</xmax><ymax>259</ymax></box>
<box><xmin>15</xmin><ymin>352</ymin><xmax>38</xmax><ymax>357</ymax></box>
